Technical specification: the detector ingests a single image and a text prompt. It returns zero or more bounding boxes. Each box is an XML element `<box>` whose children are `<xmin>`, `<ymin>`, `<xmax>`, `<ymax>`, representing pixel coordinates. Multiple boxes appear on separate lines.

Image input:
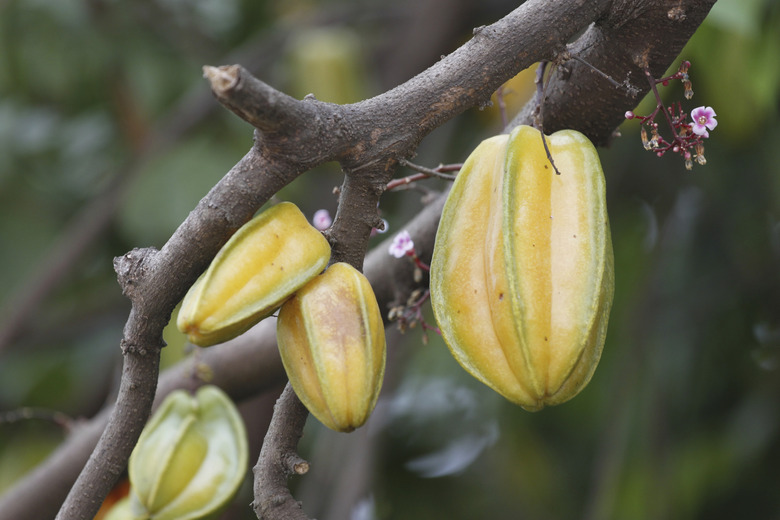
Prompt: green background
<box><xmin>1</xmin><ymin>0</ymin><xmax>779</xmax><ymax>519</ymax></box>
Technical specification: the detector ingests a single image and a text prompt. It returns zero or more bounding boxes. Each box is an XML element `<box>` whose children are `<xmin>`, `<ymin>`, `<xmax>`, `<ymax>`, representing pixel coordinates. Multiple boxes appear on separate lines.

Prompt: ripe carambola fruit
<box><xmin>430</xmin><ymin>125</ymin><xmax>614</xmax><ymax>411</ymax></box>
<box><xmin>127</xmin><ymin>385</ymin><xmax>248</xmax><ymax>520</ymax></box>
<box><xmin>277</xmin><ymin>262</ymin><xmax>386</xmax><ymax>432</ymax></box>
<box><xmin>177</xmin><ymin>201</ymin><xmax>331</xmax><ymax>347</ymax></box>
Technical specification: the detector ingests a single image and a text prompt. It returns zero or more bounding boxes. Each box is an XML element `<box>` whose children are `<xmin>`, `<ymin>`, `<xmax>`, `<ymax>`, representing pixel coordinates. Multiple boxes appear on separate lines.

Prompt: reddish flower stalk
<box><xmin>624</xmin><ymin>61</ymin><xmax>715</xmax><ymax>170</ymax></box>
<box><xmin>387</xmin><ymin>161</ymin><xmax>461</xmax><ymax>191</ymax></box>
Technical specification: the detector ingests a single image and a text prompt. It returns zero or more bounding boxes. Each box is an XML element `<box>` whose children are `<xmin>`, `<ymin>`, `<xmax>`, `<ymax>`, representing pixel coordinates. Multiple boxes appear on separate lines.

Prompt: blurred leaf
<box><xmin>682</xmin><ymin>2</ymin><xmax>780</xmax><ymax>144</ymax></box>
<box><xmin>0</xmin><ymin>428</ymin><xmax>62</xmax><ymax>495</ymax></box>
<box><xmin>284</xmin><ymin>26</ymin><xmax>370</xmax><ymax>104</ymax></box>
<box><xmin>118</xmin><ymin>134</ymin><xmax>242</xmax><ymax>246</ymax></box>
<box><xmin>160</xmin><ymin>304</ymin><xmax>190</xmax><ymax>371</ymax></box>
<box><xmin>705</xmin><ymin>0</ymin><xmax>765</xmax><ymax>35</ymax></box>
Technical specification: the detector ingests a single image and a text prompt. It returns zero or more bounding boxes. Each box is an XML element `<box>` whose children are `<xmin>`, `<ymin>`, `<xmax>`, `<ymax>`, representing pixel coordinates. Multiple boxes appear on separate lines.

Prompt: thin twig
<box><xmin>386</xmin><ymin>172</ymin><xmax>431</xmax><ymax>191</ymax></box>
<box><xmin>532</xmin><ymin>61</ymin><xmax>562</xmax><ymax>175</ymax></box>
<box><xmin>645</xmin><ymin>67</ymin><xmax>680</xmax><ymax>140</ymax></box>
<box><xmin>398</xmin><ymin>159</ymin><xmax>460</xmax><ymax>180</ymax></box>
<box><xmin>0</xmin><ymin>407</ymin><xmax>73</xmax><ymax>430</ymax></box>
<box><xmin>569</xmin><ymin>54</ymin><xmax>623</xmax><ymax>88</ymax></box>
<box><xmin>386</xmin><ymin>161</ymin><xmax>461</xmax><ymax>191</ymax></box>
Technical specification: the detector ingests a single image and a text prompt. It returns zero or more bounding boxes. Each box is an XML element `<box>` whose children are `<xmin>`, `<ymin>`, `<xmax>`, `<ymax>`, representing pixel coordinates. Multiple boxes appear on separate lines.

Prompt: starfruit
<box><xmin>277</xmin><ymin>262</ymin><xmax>386</xmax><ymax>432</ymax></box>
<box><xmin>177</xmin><ymin>201</ymin><xmax>331</xmax><ymax>347</ymax></box>
<box><xmin>430</xmin><ymin>125</ymin><xmax>614</xmax><ymax>411</ymax></box>
<box><xmin>125</xmin><ymin>385</ymin><xmax>248</xmax><ymax>520</ymax></box>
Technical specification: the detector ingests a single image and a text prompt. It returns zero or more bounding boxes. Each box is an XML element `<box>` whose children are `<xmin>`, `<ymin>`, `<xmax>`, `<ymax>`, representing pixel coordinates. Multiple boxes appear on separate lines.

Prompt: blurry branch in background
<box><xmin>0</xmin><ymin>0</ymin><xmax>715</xmax><ymax>519</ymax></box>
<box><xmin>0</xmin><ymin>200</ymin><xmax>443</xmax><ymax>520</ymax></box>
<box><xmin>59</xmin><ymin>0</ymin><xmax>609</xmax><ymax>513</ymax></box>
<box><xmin>0</xmin><ymin>3</ymin><xmax>399</xmax><ymax>355</ymax></box>
<box><xmin>195</xmin><ymin>1</ymin><xmax>716</xmax><ymax>519</ymax></box>
<box><xmin>0</xmin><ymin>27</ymin><xmax>287</xmax><ymax>355</ymax></box>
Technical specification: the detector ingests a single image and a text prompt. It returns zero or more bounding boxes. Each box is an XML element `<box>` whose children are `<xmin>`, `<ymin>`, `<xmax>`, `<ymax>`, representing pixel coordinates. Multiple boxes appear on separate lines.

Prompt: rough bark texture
<box><xmin>510</xmin><ymin>0</ymin><xmax>717</xmax><ymax>145</ymax></box>
<box><xmin>252</xmin><ymin>384</ymin><xmax>312</xmax><ymax>520</ymax></box>
<box><xmin>0</xmin><ymin>1</ymin><xmax>716</xmax><ymax>519</ymax></box>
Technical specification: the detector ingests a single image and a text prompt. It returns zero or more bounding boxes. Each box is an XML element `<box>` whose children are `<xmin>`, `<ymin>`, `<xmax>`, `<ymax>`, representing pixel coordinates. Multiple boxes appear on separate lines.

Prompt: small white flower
<box><xmin>389</xmin><ymin>230</ymin><xmax>414</xmax><ymax>258</ymax></box>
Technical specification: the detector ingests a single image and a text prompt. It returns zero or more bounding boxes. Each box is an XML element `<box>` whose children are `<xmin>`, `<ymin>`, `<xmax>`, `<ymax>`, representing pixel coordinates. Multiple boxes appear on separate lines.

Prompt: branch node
<box><xmin>113</xmin><ymin>247</ymin><xmax>158</xmax><ymax>299</ymax></box>
<box><xmin>371</xmin><ymin>215</ymin><xmax>386</xmax><ymax>231</ymax></box>
<box><xmin>120</xmin><ymin>337</ymin><xmax>164</xmax><ymax>356</ymax></box>
<box><xmin>667</xmin><ymin>6</ymin><xmax>686</xmax><ymax>21</ymax></box>
<box><xmin>282</xmin><ymin>452</ymin><xmax>310</xmax><ymax>475</ymax></box>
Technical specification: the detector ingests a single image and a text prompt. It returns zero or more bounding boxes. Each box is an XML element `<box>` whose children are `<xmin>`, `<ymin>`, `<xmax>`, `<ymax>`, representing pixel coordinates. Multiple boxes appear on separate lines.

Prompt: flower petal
<box><xmin>389</xmin><ymin>230</ymin><xmax>414</xmax><ymax>258</ymax></box>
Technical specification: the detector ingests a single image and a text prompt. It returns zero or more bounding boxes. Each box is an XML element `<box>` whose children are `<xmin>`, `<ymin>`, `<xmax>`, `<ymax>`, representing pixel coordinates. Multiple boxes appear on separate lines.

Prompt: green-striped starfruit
<box><xmin>126</xmin><ymin>385</ymin><xmax>248</xmax><ymax>520</ymax></box>
<box><xmin>277</xmin><ymin>262</ymin><xmax>386</xmax><ymax>432</ymax></box>
<box><xmin>430</xmin><ymin>125</ymin><xmax>614</xmax><ymax>411</ymax></box>
<box><xmin>177</xmin><ymin>201</ymin><xmax>331</xmax><ymax>347</ymax></box>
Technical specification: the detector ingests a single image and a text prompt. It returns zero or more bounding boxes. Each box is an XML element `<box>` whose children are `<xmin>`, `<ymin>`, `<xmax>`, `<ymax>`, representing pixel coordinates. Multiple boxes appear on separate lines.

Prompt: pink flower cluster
<box><xmin>624</xmin><ymin>61</ymin><xmax>717</xmax><ymax>170</ymax></box>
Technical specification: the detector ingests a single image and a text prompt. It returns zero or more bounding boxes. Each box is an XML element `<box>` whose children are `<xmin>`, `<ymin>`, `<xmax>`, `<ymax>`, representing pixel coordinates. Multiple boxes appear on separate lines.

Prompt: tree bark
<box><xmin>0</xmin><ymin>1</ymin><xmax>716</xmax><ymax>519</ymax></box>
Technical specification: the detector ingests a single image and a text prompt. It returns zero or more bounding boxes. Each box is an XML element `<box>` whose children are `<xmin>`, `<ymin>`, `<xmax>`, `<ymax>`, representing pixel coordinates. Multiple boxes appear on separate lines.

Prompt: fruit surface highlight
<box><xmin>430</xmin><ymin>125</ymin><xmax>614</xmax><ymax>411</ymax></box>
<box><xmin>277</xmin><ymin>262</ymin><xmax>386</xmax><ymax>432</ymax></box>
<box><xmin>177</xmin><ymin>201</ymin><xmax>331</xmax><ymax>347</ymax></box>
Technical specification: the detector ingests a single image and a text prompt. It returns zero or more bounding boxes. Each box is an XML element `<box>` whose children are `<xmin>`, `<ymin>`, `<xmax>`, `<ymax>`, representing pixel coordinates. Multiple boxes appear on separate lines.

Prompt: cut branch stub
<box><xmin>113</xmin><ymin>247</ymin><xmax>158</xmax><ymax>302</ymax></box>
<box><xmin>203</xmin><ymin>65</ymin><xmax>349</xmax><ymax>169</ymax></box>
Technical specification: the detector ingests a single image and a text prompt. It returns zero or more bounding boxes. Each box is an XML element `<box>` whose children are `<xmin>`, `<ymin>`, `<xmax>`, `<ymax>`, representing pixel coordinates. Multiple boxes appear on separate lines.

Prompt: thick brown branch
<box><xmin>204</xmin><ymin>65</ymin><xmax>332</xmax><ymax>141</ymax></box>
<box><xmin>55</xmin><ymin>145</ymin><xmax>300</xmax><ymax>519</ymax></box>
<box><xmin>0</xmin><ymin>200</ymin><xmax>440</xmax><ymax>519</ymax></box>
<box><xmin>40</xmin><ymin>1</ymin><xmax>716</xmax><ymax>519</ymax></box>
<box><xmin>252</xmin><ymin>384</ymin><xmax>312</xmax><ymax>520</ymax></box>
<box><xmin>511</xmin><ymin>0</ymin><xmax>717</xmax><ymax>145</ymax></box>
<box><xmin>55</xmin><ymin>346</ymin><xmax>161</xmax><ymax>519</ymax></box>
<box><xmin>0</xmin><ymin>319</ymin><xmax>285</xmax><ymax>520</ymax></box>
<box><xmin>0</xmin><ymin>28</ymin><xmax>297</xmax><ymax>355</ymax></box>
<box><xmin>206</xmin><ymin>0</ymin><xmax>611</xmax><ymax>170</ymax></box>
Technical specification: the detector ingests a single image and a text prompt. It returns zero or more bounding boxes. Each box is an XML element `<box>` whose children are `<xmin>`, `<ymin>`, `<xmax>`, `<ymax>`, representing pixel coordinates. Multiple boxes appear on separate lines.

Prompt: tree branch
<box><xmin>511</xmin><ymin>0</ymin><xmax>717</xmax><ymax>145</ymax></box>
<box><xmin>55</xmin><ymin>146</ymin><xmax>299</xmax><ymax>519</ymax></box>
<box><xmin>29</xmin><ymin>1</ymin><xmax>714</xmax><ymax>518</ymax></box>
<box><xmin>252</xmin><ymin>384</ymin><xmax>312</xmax><ymax>520</ymax></box>
<box><xmin>0</xmin><ymin>25</ymin><xmax>296</xmax><ymax>355</ymax></box>
<box><xmin>0</xmin><ymin>198</ymin><xmax>441</xmax><ymax>520</ymax></box>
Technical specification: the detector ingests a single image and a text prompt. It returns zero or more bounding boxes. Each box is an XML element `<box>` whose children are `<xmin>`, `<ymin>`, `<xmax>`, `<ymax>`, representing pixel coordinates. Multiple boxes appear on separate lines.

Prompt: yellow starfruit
<box><xmin>430</xmin><ymin>125</ymin><xmax>614</xmax><ymax>411</ymax></box>
<box><xmin>277</xmin><ymin>262</ymin><xmax>386</xmax><ymax>432</ymax></box>
<box><xmin>127</xmin><ymin>385</ymin><xmax>248</xmax><ymax>520</ymax></box>
<box><xmin>177</xmin><ymin>201</ymin><xmax>331</xmax><ymax>347</ymax></box>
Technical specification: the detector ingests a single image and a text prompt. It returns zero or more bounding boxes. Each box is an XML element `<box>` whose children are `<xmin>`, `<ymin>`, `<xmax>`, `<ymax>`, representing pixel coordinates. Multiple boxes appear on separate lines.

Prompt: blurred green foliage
<box><xmin>1</xmin><ymin>0</ymin><xmax>780</xmax><ymax>519</ymax></box>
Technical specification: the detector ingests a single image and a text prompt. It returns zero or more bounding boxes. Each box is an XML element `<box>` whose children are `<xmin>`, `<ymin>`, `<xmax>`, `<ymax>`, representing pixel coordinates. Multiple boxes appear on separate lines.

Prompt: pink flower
<box><xmin>389</xmin><ymin>230</ymin><xmax>414</xmax><ymax>258</ymax></box>
<box><xmin>690</xmin><ymin>106</ymin><xmax>717</xmax><ymax>137</ymax></box>
<box><xmin>312</xmin><ymin>209</ymin><xmax>332</xmax><ymax>230</ymax></box>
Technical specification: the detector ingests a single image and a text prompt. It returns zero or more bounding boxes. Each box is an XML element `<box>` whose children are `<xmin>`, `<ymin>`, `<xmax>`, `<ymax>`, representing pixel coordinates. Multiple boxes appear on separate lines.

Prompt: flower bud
<box><xmin>277</xmin><ymin>262</ymin><xmax>386</xmax><ymax>432</ymax></box>
<box><xmin>127</xmin><ymin>386</ymin><xmax>248</xmax><ymax>520</ymax></box>
<box><xmin>178</xmin><ymin>202</ymin><xmax>331</xmax><ymax>346</ymax></box>
<box><xmin>430</xmin><ymin>126</ymin><xmax>614</xmax><ymax>411</ymax></box>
